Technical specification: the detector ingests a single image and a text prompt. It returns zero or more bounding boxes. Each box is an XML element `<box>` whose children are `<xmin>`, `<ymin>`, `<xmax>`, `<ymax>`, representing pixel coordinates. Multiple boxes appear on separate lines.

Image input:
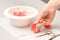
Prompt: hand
<box><xmin>34</xmin><ymin>0</ymin><xmax>60</xmax><ymax>26</ymax></box>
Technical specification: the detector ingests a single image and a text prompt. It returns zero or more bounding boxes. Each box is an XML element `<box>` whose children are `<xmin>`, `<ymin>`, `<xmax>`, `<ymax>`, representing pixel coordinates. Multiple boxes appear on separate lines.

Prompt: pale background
<box><xmin>0</xmin><ymin>0</ymin><xmax>60</xmax><ymax>40</ymax></box>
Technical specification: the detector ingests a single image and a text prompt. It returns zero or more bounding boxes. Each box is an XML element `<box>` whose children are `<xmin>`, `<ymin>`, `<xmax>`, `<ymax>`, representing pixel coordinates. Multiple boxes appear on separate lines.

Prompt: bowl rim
<box><xmin>4</xmin><ymin>6</ymin><xmax>38</xmax><ymax>19</ymax></box>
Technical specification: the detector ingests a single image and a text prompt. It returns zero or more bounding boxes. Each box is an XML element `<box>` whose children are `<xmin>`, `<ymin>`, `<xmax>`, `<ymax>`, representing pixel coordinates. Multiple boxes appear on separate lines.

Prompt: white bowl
<box><xmin>4</xmin><ymin>6</ymin><xmax>38</xmax><ymax>27</ymax></box>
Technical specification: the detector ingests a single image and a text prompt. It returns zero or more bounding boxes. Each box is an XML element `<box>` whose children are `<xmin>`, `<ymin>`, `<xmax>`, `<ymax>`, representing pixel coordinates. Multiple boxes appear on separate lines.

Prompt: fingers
<box><xmin>34</xmin><ymin>13</ymin><xmax>47</xmax><ymax>27</ymax></box>
<box><xmin>34</xmin><ymin>7</ymin><xmax>48</xmax><ymax>23</ymax></box>
<box><xmin>34</xmin><ymin>8</ymin><xmax>56</xmax><ymax>27</ymax></box>
<box><xmin>45</xmin><ymin>7</ymin><xmax>56</xmax><ymax>25</ymax></box>
<box><xmin>36</xmin><ymin>21</ymin><xmax>46</xmax><ymax>27</ymax></box>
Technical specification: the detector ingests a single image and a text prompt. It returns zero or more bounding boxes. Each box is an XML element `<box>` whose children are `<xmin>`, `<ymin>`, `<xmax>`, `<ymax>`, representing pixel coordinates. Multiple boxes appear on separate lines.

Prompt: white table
<box><xmin>0</xmin><ymin>17</ymin><xmax>60</xmax><ymax>40</ymax></box>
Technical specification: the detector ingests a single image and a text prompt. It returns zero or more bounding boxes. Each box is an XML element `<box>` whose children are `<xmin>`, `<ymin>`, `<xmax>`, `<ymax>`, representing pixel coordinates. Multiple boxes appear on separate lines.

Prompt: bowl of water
<box><xmin>4</xmin><ymin>6</ymin><xmax>38</xmax><ymax>27</ymax></box>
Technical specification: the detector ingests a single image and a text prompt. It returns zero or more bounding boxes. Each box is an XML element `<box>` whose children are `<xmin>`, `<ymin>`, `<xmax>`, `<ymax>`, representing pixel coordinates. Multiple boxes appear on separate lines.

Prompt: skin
<box><xmin>35</xmin><ymin>0</ymin><xmax>60</xmax><ymax>26</ymax></box>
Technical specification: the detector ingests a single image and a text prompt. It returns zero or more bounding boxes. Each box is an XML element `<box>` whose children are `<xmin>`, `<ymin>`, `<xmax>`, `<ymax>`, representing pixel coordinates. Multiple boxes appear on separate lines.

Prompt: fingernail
<box><xmin>36</xmin><ymin>23</ymin><xmax>42</xmax><ymax>27</ymax></box>
<box><xmin>34</xmin><ymin>21</ymin><xmax>39</xmax><ymax>24</ymax></box>
<box><xmin>45</xmin><ymin>20</ymin><xmax>49</xmax><ymax>25</ymax></box>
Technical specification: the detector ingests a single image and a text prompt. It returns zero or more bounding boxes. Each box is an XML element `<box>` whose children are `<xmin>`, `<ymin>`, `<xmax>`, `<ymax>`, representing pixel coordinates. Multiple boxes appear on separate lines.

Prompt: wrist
<box><xmin>47</xmin><ymin>0</ymin><xmax>60</xmax><ymax>10</ymax></box>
